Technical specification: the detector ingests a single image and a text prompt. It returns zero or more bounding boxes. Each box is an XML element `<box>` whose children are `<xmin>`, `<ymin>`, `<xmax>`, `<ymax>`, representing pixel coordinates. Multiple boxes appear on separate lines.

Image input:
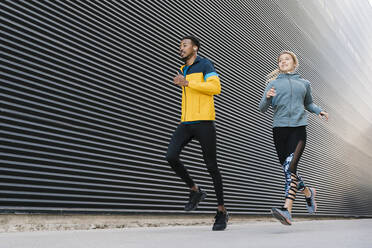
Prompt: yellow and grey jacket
<box><xmin>178</xmin><ymin>56</ymin><xmax>221</xmax><ymax>122</ymax></box>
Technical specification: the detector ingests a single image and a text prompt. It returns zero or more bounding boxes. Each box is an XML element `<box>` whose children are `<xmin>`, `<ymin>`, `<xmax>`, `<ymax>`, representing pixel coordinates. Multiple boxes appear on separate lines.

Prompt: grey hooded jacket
<box><xmin>259</xmin><ymin>73</ymin><xmax>322</xmax><ymax>127</ymax></box>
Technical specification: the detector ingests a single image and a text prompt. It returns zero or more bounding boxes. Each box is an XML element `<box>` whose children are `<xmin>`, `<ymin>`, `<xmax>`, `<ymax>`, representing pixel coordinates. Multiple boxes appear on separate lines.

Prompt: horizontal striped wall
<box><xmin>1</xmin><ymin>0</ymin><xmax>371</xmax><ymax>216</ymax></box>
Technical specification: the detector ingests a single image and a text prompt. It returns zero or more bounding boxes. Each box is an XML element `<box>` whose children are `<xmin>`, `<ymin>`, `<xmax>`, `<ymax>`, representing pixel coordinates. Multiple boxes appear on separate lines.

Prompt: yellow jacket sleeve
<box><xmin>188</xmin><ymin>75</ymin><xmax>221</xmax><ymax>95</ymax></box>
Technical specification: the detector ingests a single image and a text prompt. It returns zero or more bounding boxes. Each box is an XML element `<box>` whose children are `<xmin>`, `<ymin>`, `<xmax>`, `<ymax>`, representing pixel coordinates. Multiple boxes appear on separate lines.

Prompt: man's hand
<box><xmin>173</xmin><ymin>73</ymin><xmax>189</xmax><ymax>87</ymax></box>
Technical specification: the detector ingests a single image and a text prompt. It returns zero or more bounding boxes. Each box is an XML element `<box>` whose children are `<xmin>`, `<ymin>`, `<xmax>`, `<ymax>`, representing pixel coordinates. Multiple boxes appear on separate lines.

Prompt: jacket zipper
<box><xmin>183</xmin><ymin>86</ymin><xmax>187</xmax><ymax>122</ymax></box>
<box><xmin>182</xmin><ymin>64</ymin><xmax>192</xmax><ymax>122</ymax></box>
<box><xmin>288</xmin><ymin>75</ymin><xmax>293</xmax><ymax>126</ymax></box>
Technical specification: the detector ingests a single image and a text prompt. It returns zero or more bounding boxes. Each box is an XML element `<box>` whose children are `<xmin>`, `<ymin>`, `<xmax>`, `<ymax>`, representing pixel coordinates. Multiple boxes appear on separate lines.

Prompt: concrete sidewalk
<box><xmin>1</xmin><ymin>219</ymin><xmax>371</xmax><ymax>248</ymax></box>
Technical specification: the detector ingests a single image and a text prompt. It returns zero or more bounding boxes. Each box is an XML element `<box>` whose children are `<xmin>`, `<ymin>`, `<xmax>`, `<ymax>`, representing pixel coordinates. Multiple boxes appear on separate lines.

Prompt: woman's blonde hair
<box><xmin>266</xmin><ymin>50</ymin><xmax>299</xmax><ymax>82</ymax></box>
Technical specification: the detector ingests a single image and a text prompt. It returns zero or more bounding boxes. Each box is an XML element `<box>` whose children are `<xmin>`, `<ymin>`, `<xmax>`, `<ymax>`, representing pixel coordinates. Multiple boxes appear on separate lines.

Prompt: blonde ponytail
<box><xmin>266</xmin><ymin>68</ymin><xmax>280</xmax><ymax>82</ymax></box>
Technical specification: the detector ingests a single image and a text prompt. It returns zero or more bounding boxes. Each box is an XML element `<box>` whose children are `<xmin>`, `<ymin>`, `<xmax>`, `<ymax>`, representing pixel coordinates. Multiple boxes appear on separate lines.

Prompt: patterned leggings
<box><xmin>273</xmin><ymin>126</ymin><xmax>307</xmax><ymax>200</ymax></box>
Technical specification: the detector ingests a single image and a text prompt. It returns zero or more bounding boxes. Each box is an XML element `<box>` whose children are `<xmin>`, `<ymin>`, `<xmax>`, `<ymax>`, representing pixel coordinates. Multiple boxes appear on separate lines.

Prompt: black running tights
<box><xmin>166</xmin><ymin>121</ymin><xmax>224</xmax><ymax>206</ymax></box>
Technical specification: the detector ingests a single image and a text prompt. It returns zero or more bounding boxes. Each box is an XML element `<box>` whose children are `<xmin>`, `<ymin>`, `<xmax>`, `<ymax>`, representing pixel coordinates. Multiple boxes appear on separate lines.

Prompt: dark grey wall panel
<box><xmin>1</xmin><ymin>0</ymin><xmax>371</xmax><ymax>216</ymax></box>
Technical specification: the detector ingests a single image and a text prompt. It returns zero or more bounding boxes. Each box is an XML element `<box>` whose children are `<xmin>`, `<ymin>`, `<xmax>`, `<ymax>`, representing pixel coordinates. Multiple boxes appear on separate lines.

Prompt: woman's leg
<box><xmin>272</xmin><ymin>127</ymin><xmax>294</xmax><ymax>224</ymax></box>
<box><xmin>273</xmin><ymin>127</ymin><xmax>290</xmax><ymax>166</ymax></box>
<box><xmin>283</xmin><ymin>126</ymin><xmax>307</xmax><ymax>212</ymax></box>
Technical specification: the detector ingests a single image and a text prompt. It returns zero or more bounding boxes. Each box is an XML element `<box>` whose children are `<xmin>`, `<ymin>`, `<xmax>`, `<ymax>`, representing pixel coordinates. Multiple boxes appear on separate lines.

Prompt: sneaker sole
<box><xmin>212</xmin><ymin>224</ymin><xmax>227</xmax><ymax>231</ymax></box>
<box><xmin>271</xmin><ymin>208</ymin><xmax>292</xmax><ymax>226</ymax></box>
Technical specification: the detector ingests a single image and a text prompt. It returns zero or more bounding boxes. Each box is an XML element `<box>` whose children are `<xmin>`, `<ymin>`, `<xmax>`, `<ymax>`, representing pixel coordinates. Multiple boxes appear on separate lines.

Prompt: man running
<box><xmin>166</xmin><ymin>35</ymin><xmax>228</xmax><ymax>231</ymax></box>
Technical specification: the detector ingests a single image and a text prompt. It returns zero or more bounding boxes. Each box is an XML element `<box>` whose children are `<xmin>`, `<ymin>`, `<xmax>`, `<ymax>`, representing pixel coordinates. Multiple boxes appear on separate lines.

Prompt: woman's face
<box><xmin>278</xmin><ymin>53</ymin><xmax>296</xmax><ymax>73</ymax></box>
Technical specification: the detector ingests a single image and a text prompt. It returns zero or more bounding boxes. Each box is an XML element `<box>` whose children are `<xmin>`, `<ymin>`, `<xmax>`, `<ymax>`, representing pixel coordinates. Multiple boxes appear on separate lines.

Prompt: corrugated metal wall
<box><xmin>1</xmin><ymin>0</ymin><xmax>372</xmax><ymax>216</ymax></box>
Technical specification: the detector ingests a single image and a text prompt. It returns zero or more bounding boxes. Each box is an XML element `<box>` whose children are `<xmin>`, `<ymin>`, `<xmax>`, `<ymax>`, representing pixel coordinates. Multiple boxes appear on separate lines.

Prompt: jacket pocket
<box><xmin>192</xmin><ymin>96</ymin><xmax>200</xmax><ymax>114</ymax></box>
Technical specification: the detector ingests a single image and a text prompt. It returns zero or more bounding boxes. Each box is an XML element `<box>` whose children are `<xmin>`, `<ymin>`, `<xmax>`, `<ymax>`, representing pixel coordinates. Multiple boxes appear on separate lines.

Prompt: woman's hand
<box><xmin>318</xmin><ymin>111</ymin><xmax>329</xmax><ymax>121</ymax></box>
<box><xmin>266</xmin><ymin>87</ymin><xmax>276</xmax><ymax>99</ymax></box>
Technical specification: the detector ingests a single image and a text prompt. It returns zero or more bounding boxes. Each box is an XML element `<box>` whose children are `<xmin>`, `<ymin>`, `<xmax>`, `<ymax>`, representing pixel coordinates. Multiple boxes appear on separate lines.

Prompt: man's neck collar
<box><xmin>185</xmin><ymin>54</ymin><xmax>199</xmax><ymax>66</ymax></box>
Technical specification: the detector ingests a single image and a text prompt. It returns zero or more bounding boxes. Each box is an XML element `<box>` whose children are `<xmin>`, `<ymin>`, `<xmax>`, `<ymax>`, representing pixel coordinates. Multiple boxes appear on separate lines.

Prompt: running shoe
<box><xmin>212</xmin><ymin>210</ymin><xmax>229</xmax><ymax>231</ymax></box>
<box><xmin>305</xmin><ymin>187</ymin><xmax>317</xmax><ymax>214</ymax></box>
<box><xmin>271</xmin><ymin>207</ymin><xmax>292</xmax><ymax>225</ymax></box>
<box><xmin>184</xmin><ymin>188</ymin><xmax>207</xmax><ymax>211</ymax></box>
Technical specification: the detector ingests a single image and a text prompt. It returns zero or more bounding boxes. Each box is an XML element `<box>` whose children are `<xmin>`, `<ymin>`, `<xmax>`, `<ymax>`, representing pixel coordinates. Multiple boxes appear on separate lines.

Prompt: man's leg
<box><xmin>195</xmin><ymin>121</ymin><xmax>228</xmax><ymax>231</ymax></box>
<box><xmin>166</xmin><ymin>123</ymin><xmax>194</xmax><ymax>188</ymax></box>
<box><xmin>166</xmin><ymin>123</ymin><xmax>207</xmax><ymax>211</ymax></box>
<box><xmin>195</xmin><ymin>121</ymin><xmax>224</xmax><ymax>208</ymax></box>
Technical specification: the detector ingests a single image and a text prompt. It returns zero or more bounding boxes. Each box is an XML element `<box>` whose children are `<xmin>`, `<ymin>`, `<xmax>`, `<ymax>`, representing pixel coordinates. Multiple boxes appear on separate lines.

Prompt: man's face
<box><xmin>179</xmin><ymin>39</ymin><xmax>196</xmax><ymax>62</ymax></box>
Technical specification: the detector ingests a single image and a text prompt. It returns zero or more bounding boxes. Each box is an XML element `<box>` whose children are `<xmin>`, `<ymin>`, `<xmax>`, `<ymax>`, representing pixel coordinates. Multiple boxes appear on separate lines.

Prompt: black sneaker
<box><xmin>184</xmin><ymin>188</ymin><xmax>207</xmax><ymax>211</ymax></box>
<box><xmin>212</xmin><ymin>210</ymin><xmax>229</xmax><ymax>231</ymax></box>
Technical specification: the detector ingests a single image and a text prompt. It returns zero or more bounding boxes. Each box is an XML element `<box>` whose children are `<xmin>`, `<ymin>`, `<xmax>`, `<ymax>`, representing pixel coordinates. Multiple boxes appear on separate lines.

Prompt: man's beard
<box><xmin>180</xmin><ymin>53</ymin><xmax>192</xmax><ymax>62</ymax></box>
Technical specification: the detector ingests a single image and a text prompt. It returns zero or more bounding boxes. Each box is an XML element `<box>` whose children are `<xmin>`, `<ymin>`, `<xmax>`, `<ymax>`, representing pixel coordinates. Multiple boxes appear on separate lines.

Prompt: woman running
<box><xmin>259</xmin><ymin>51</ymin><xmax>329</xmax><ymax>225</ymax></box>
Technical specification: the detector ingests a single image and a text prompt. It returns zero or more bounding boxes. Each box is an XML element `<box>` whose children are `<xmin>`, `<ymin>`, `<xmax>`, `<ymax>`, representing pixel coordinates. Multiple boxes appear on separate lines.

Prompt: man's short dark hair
<box><xmin>181</xmin><ymin>35</ymin><xmax>201</xmax><ymax>51</ymax></box>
